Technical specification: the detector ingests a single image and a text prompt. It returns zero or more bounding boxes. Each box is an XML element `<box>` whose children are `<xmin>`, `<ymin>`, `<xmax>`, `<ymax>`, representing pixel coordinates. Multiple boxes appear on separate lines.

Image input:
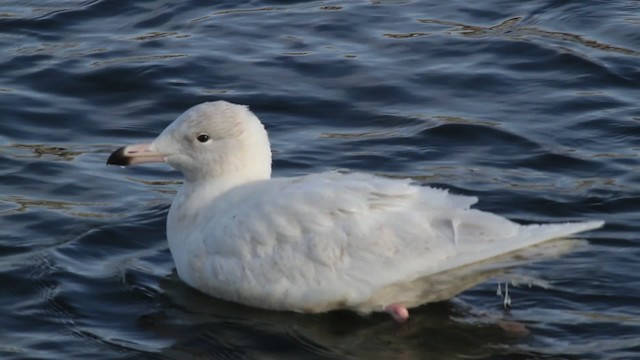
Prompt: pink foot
<box><xmin>384</xmin><ymin>303</ymin><xmax>409</xmax><ymax>322</ymax></box>
<box><xmin>498</xmin><ymin>320</ymin><xmax>530</xmax><ymax>336</ymax></box>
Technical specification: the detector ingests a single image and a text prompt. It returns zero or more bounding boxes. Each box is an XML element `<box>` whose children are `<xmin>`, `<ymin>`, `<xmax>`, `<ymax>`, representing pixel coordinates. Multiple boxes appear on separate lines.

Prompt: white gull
<box><xmin>107</xmin><ymin>101</ymin><xmax>604</xmax><ymax>322</ymax></box>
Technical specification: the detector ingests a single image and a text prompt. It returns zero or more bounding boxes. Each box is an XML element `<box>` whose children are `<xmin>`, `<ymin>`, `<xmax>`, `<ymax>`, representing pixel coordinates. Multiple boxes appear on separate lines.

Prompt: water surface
<box><xmin>1</xmin><ymin>1</ymin><xmax>639</xmax><ymax>359</ymax></box>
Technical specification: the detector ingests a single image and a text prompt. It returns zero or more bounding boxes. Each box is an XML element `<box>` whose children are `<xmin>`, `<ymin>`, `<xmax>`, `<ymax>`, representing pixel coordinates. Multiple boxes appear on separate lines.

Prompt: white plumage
<box><xmin>108</xmin><ymin>101</ymin><xmax>604</xmax><ymax>320</ymax></box>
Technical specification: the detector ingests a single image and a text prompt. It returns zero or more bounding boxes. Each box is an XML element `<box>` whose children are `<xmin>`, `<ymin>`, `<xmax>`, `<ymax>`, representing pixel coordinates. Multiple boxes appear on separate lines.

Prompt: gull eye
<box><xmin>197</xmin><ymin>134</ymin><xmax>210</xmax><ymax>143</ymax></box>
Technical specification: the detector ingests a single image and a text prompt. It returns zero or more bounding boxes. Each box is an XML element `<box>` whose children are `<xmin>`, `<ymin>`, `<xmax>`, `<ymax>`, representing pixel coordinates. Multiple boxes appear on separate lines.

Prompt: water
<box><xmin>1</xmin><ymin>1</ymin><xmax>639</xmax><ymax>359</ymax></box>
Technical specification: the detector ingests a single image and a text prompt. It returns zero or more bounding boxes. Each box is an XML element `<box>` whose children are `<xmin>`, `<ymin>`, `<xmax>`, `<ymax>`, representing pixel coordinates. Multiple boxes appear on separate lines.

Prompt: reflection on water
<box><xmin>91</xmin><ymin>54</ymin><xmax>188</xmax><ymax>68</ymax></box>
<box><xmin>3</xmin><ymin>144</ymin><xmax>83</xmax><ymax>161</ymax></box>
<box><xmin>154</xmin><ymin>273</ymin><xmax>525</xmax><ymax>360</ymax></box>
<box><xmin>418</xmin><ymin>17</ymin><xmax>640</xmax><ymax>56</ymax></box>
<box><xmin>0</xmin><ymin>0</ymin><xmax>638</xmax><ymax>359</ymax></box>
<box><xmin>1</xmin><ymin>195</ymin><xmax>108</xmax><ymax>218</ymax></box>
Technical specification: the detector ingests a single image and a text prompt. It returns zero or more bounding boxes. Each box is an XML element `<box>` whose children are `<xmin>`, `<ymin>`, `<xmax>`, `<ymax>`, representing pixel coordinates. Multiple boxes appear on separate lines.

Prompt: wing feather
<box><xmin>190</xmin><ymin>172</ymin><xmax>487</xmax><ymax>310</ymax></box>
<box><xmin>175</xmin><ymin>171</ymin><xmax>601</xmax><ymax>312</ymax></box>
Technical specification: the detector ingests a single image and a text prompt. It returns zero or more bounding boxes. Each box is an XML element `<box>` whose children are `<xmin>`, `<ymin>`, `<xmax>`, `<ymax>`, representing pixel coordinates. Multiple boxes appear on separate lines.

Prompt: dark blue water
<box><xmin>1</xmin><ymin>1</ymin><xmax>639</xmax><ymax>359</ymax></box>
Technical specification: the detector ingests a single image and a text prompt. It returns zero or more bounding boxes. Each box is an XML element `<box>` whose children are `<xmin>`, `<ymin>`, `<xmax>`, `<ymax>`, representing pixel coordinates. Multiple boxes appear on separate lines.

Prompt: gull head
<box><xmin>107</xmin><ymin>101</ymin><xmax>272</xmax><ymax>183</ymax></box>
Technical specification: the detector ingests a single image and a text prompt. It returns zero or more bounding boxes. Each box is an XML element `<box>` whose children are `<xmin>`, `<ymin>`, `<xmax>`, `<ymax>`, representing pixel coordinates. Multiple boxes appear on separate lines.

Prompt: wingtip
<box><xmin>584</xmin><ymin>219</ymin><xmax>605</xmax><ymax>231</ymax></box>
<box><xmin>106</xmin><ymin>146</ymin><xmax>130</xmax><ymax>166</ymax></box>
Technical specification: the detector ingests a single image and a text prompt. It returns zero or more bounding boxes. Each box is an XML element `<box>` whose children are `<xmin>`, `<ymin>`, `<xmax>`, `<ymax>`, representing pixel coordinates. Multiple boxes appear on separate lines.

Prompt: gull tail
<box><xmin>444</xmin><ymin>220</ymin><xmax>605</xmax><ymax>274</ymax></box>
<box><xmin>513</xmin><ymin>220</ymin><xmax>604</xmax><ymax>250</ymax></box>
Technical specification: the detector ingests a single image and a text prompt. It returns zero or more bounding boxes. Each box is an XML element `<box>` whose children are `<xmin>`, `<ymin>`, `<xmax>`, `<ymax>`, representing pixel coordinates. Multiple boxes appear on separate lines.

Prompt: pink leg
<box><xmin>384</xmin><ymin>303</ymin><xmax>409</xmax><ymax>322</ymax></box>
<box><xmin>498</xmin><ymin>320</ymin><xmax>529</xmax><ymax>336</ymax></box>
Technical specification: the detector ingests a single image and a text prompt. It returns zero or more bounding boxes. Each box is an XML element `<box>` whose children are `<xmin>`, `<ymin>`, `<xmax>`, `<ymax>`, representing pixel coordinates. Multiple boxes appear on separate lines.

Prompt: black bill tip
<box><xmin>107</xmin><ymin>146</ymin><xmax>130</xmax><ymax>166</ymax></box>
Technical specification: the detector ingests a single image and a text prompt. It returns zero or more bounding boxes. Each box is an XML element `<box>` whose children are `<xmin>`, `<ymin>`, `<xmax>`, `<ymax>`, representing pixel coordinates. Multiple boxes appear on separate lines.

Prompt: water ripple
<box><xmin>0</xmin><ymin>0</ymin><xmax>638</xmax><ymax>359</ymax></box>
